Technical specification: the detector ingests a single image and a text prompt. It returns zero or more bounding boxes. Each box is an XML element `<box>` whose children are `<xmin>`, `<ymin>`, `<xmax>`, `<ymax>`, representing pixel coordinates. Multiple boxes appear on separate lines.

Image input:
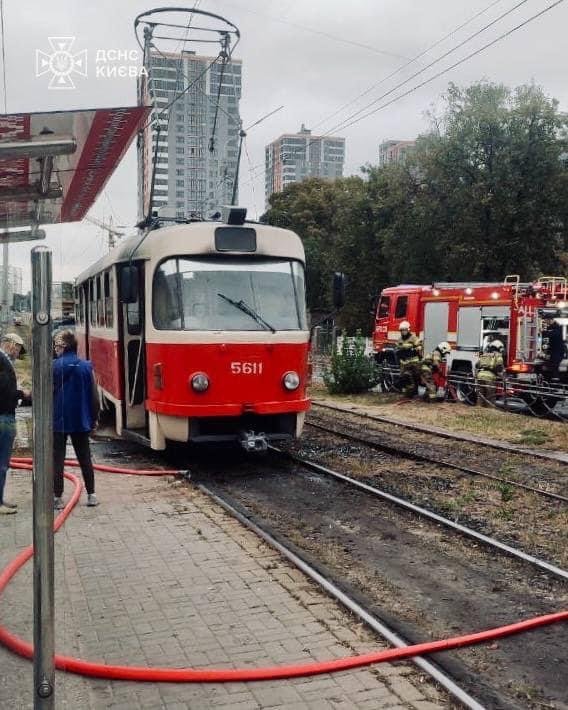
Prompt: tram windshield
<box><xmin>153</xmin><ymin>257</ymin><xmax>307</xmax><ymax>331</ymax></box>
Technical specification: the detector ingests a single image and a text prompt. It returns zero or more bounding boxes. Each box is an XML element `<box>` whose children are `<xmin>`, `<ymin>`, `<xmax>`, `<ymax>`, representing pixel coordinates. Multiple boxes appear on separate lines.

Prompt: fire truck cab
<box><xmin>373</xmin><ymin>276</ymin><xmax>568</xmax><ymax>409</ymax></box>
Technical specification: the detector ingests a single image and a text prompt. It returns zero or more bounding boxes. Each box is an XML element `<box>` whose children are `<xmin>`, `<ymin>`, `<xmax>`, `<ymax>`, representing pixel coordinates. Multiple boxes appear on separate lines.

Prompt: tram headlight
<box><xmin>282</xmin><ymin>371</ymin><xmax>300</xmax><ymax>391</ymax></box>
<box><xmin>190</xmin><ymin>372</ymin><xmax>210</xmax><ymax>392</ymax></box>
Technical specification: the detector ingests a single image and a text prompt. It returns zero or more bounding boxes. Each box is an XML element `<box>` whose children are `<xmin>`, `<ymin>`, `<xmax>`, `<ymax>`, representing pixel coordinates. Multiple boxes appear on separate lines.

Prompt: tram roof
<box><xmin>75</xmin><ymin>220</ymin><xmax>306</xmax><ymax>283</ymax></box>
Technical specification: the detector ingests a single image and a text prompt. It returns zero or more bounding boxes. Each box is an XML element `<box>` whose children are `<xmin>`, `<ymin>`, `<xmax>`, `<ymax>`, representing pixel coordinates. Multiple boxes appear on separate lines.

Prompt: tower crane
<box><xmin>84</xmin><ymin>215</ymin><xmax>125</xmax><ymax>250</ymax></box>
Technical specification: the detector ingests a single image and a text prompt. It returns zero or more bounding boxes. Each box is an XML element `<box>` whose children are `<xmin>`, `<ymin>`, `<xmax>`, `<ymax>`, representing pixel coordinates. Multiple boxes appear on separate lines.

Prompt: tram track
<box><xmin>298</xmin><ymin>409</ymin><xmax>568</xmax><ymax>574</ymax></box>
<box><xmin>275</xmin><ymin>447</ymin><xmax>568</xmax><ymax>582</ymax></box>
<box><xmin>199</xmin><ymin>481</ymin><xmax>484</xmax><ymax>710</ymax></box>
<box><xmin>193</xmin><ymin>448</ymin><xmax>568</xmax><ymax>710</ymax></box>
<box><xmin>305</xmin><ymin>416</ymin><xmax>568</xmax><ymax>505</ymax></box>
<box><xmin>311</xmin><ymin>400</ymin><xmax>568</xmax><ymax>465</ymax></box>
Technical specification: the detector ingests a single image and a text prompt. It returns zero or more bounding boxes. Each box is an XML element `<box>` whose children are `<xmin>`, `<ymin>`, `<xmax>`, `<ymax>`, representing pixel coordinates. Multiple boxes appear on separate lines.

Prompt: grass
<box><xmin>310</xmin><ymin>384</ymin><xmax>568</xmax><ymax>452</ymax></box>
<box><xmin>496</xmin><ymin>481</ymin><xmax>515</xmax><ymax>503</ymax></box>
<box><xmin>509</xmin><ymin>428</ymin><xmax>550</xmax><ymax>446</ymax></box>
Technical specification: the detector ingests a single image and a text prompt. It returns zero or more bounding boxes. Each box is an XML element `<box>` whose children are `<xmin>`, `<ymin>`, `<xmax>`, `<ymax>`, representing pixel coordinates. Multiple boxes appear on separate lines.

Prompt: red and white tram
<box><xmin>75</xmin><ymin>210</ymin><xmax>311</xmax><ymax>451</ymax></box>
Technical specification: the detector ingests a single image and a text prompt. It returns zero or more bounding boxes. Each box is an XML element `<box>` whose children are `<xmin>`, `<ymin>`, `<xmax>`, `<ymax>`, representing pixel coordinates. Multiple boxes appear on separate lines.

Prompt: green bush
<box><xmin>323</xmin><ymin>331</ymin><xmax>380</xmax><ymax>394</ymax></box>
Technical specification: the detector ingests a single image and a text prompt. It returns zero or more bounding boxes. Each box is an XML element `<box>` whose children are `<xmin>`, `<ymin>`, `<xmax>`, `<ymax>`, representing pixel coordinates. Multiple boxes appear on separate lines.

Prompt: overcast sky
<box><xmin>3</xmin><ymin>0</ymin><xmax>568</xmax><ymax>289</ymax></box>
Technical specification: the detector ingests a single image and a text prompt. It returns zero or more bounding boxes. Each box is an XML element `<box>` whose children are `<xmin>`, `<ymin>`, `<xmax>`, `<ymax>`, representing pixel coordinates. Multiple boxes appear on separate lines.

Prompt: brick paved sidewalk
<box><xmin>0</xmin><ymin>454</ymin><xmax>447</xmax><ymax>709</ymax></box>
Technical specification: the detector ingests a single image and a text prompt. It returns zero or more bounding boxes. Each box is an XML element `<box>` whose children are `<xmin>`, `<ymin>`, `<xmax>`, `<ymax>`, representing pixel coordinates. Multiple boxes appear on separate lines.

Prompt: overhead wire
<box><xmin>148</xmin><ymin>17</ymin><xmax>241</xmax><ymax>219</ymax></box>
<box><xmin>244</xmin><ymin>0</ymin><xmax>565</xmax><ymax>194</ymax></box>
<box><xmin>310</xmin><ymin>0</ymin><xmax>532</xmax><ymax>140</ymax></box>
<box><xmin>210</xmin><ymin>0</ymin><xmax>410</xmax><ymax>61</ymax></box>
<box><xmin>310</xmin><ymin>0</ymin><xmax>508</xmax><ymax>132</ymax></box>
<box><xmin>333</xmin><ymin>0</ymin><xmax>567</xmax><ymax>135</ymax></box>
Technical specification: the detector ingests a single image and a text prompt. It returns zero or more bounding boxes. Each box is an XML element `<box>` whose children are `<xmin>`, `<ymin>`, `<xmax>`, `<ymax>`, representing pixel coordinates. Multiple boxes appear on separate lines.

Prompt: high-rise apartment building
<box><xmin>265</xmin><ymin>125</ymin><xmax>345</xmax><ymax>205</ymax></box>
<box><xmin>138</xmin><ymin>50</ymin><xmax>242</xmax><ymax>220</ymax></box>
<box><xmin>378</xmin><ymin>139</ymin><xmax>416</xmax><ymax>168</ymax></box>
<box><xmin>0</xmin><ymin>263</ymin><xmax>23</xmax><ymax>319</ymax></box>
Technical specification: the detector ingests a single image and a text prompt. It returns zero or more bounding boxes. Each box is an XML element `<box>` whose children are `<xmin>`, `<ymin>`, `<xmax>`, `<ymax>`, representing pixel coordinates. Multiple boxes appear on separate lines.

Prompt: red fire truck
<box><xmin>372</xmin><ymin>276</ymin><xmax>568</xmax><ymax>412</ymax></box>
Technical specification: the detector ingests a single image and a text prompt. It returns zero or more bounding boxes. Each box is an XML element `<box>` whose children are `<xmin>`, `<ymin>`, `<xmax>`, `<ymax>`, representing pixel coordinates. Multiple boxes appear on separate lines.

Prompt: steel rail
<box><xmin>311</xmin><ymin>401</ymin><xmax>568</xmax><ymax>464</ymax></box>
<box><xmin>273</xmin><ymin>449</ymin><xmax>568</xmax><ymax>583</ymax></box>
<box><xmin>198</xmin><ymin>482</ymin><xmax>486</xmax><ymax>710</ymax></box>
<box><xmin>305</xmin><ymin>417</ymin><xmax>568</xmax><ymax>504</ymax></box>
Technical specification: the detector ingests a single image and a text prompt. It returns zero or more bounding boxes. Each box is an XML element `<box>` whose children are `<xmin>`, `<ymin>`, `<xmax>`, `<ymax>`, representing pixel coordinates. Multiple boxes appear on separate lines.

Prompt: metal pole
<box><xmin>31</xmin><ymin>246</ymin><xmax>54</xmax><ymax>709</ymax></box>
<box><xmin>1</xmin><ymin>241</ymin><xmax>9</xmax><ymax>325</ymax></box>
<box><xmin>230</xmin><ymin>128</ymin><xmax>246</xmax><ymax>206</ymax></box>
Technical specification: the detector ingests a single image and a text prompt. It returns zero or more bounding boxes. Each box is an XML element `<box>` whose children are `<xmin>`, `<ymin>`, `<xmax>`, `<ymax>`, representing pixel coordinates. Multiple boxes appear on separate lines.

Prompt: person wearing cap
<box><xmin>53</xmin><ymin>330</ymin><xmax>100</xmax><ymax>509</ymax></box>
<box><xmin>0</xmin><ymin>332</ymin><xmax>29</xmax><ymax>514</ymax></box>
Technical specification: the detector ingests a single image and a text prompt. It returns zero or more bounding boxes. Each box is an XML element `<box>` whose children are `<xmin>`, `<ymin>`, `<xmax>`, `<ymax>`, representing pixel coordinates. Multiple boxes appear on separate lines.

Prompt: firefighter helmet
<box><xmin>437</xmin><ymin>341</ymin><xmax>451</xmax><ymax>356</ymax></box>
<box><xmin>398</xmin><ymin>320</ymin><xmax>411</xmax><ymax>331</ymax></box>
<box><xmin>489</xmin><ymin>339</ymin><xmax>504</xmax><ymax>353</ymax></box>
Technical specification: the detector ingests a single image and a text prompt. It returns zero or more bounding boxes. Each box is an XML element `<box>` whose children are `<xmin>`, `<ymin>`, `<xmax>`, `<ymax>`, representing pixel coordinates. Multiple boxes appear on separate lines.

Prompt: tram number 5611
<box><xmin>231</xmin><ymin>361</ymin><xmax>263</xmax><ymax>375</ymax></box>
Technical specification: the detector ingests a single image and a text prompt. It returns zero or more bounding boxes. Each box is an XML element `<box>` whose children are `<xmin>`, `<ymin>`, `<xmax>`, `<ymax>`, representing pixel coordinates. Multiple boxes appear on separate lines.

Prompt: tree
<box><xmin>412</xmin><ymin>82</ymin><xmax>568</xmax><ymax>279</ymax></box>
<box><xmin>262</xmin><ymin>177</ymin><xmax>366</xmax><ymax>317</ymax></box>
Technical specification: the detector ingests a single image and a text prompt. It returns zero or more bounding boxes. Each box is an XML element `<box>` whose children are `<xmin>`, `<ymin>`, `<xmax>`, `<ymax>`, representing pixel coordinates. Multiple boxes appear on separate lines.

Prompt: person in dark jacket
<box><xmin>53</xmin><ymin>330</ymin><xmax>100</xmax><ymax>509</ymax></box>
<box><xmin>0</xmin><ymin>332</ymin><xmax>28</xmax><ymax>514</ymax></box>
<box><xmin>542</xmin><ymin>318</ymin><xmax>565</xmax><ymax>379</ymax></box>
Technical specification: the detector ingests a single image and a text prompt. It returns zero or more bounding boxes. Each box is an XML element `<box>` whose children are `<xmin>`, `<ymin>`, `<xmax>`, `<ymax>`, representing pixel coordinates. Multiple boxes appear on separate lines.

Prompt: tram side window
<box><xmin>79</xmin><ymin>286</ymin><xmax>86</xmax><ymax>326</ymax></box>
<box><xmin>96</xmin><ymin>275</ymin><xmax>105</xmax><ymax>327</ymax></box>
<box><xmin>153</xmin><ymin>261</ymin><xmax>180</xmax><ymax>329</ymax></box>
<box><xmin>377</xmin><ymin>296</ymin><xmax>390</xmax><ymax>319</ymax></box>
<box><xmin>89</xmin><ymin>279</ymin><xmax>96</xmax><ymax>327</ymax></box>
<box><xmin>126</xmin><ymin>301</ymin><xmax>141</xmax><ymax>335</ymax></box>
<box><xmin>123</xmin><ymin>266</ymin><xmax>142</xmax><ymax>336</ymax></box>
<box><xmin>75</xmin><ymin>287</ymin><xmax>81</xmax><ymax>325</ymax></box>
<box><xmin>104</xmin><ymin>270</ymin><xmax>114</xmax><ymax>328</ymax></box>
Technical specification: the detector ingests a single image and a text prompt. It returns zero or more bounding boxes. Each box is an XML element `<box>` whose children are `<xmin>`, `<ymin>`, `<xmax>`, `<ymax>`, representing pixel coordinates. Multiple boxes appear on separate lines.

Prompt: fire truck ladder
<box><xmin>518</xmin><ymin>308</ymin><xmax>538</xmax><ymax>362</ymax></box>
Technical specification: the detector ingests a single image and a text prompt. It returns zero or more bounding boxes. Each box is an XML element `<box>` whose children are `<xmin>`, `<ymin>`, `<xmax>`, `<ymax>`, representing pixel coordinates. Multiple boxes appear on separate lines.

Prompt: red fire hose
<box><xmin>1</xmin><ymin>457</ymin><xmax>566</xmax><ymax>683</ymax></box>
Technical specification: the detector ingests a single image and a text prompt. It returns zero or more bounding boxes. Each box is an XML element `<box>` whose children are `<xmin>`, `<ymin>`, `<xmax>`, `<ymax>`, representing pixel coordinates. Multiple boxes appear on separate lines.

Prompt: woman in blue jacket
<box><xmin>53</xmin><ymin>330</ymin><xmax>100</xmax><ymax>509</ymax></box>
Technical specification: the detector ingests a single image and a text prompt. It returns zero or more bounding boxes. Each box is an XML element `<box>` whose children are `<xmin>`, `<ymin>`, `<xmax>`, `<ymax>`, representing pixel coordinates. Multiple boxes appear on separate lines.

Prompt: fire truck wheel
<box><xmin>523</xmin><ymin>395</ymin><xmax>558</xmax><ymax>417</ymax></box>
<box><xmin>449</xmin><ymin>366</ymin><xmax>477</xmax><ymax>406</ymax></box>
<box><xmin>376</xmin><ymin>352</ymin><xmax>400</xmax><ymax>393</ymax></box>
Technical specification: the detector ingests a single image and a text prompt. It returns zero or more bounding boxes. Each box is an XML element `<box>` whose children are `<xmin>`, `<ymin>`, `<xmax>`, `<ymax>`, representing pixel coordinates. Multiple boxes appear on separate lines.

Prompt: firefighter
<box><xmin>421</xmin><ymin>341</ymin><xmax>451</xmax><ymax>401</ymax></box>
<box><xmin>475</xmin><ymin>339</ymin><xmax>504</xmax><ymax>407</ymax></box>
<box><xmin>542</xmin><ymin>318</ymin><xmax>565</xmax><ymax>380</ymax></box>
<box><xmin>396</xmin><ymin>320</ymin><xmax>422</xmax><ymax>397</ymax></box>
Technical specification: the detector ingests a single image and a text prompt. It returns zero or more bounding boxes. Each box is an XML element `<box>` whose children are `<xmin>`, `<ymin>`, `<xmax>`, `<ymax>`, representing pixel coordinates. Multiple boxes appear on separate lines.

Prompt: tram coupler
<box><xmin>239</xmin><ymin>431</ymin><xmax>268</xmax><ymax>452</ymax></box>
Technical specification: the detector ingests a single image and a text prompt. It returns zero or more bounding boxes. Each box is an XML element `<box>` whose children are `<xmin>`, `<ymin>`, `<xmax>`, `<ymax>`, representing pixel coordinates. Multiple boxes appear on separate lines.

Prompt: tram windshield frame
<box><xmin>152</xmin><ymin>256</ymin><xmax>307</xmax><ymax>331</ymax></box>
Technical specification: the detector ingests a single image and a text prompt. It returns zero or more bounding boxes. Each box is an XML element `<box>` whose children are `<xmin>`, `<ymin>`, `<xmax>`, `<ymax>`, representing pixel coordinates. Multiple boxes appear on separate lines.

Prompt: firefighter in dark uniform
<box><xmin>475</xmin><ymin>339</ymin><xmax>504</xmax><ymax>407</ymax></box>
<box><xmin>542</xmin><ymin>318</ymin><xmax>565</xmax><ymax>380</ymax></box>
<box><xmin>421</xmin><ymin>341</ymin><xmax>451</xmax><ymax>401</ymax></box>
<box><xmin>396</xmin><ymin>320</ymin><xmax>422</xmax><ymax>398</ymax></box>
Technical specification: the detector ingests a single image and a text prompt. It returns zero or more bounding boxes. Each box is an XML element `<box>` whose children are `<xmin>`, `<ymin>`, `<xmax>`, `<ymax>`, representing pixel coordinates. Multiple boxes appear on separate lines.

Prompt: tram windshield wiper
<box><xmin>217</xmin><ymin>292</ymin><xmax>276</xmax><ymax>333</ymax></box>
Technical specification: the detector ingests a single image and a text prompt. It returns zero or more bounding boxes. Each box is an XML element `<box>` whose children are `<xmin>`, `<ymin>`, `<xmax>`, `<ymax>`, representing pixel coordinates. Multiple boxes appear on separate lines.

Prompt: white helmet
<box><xmin>437</xmin><ymin>341</ymin><xmax>451</xmax><ymax>356</ymax></box>
<box><xmin>398</xmin><ymin>320</ymin><xmax>411</xmax><ymax>331</ymax></box>
<box><xmin>489</xmin><ymin>339</ymin><xmax>504</xmax><ymax>352</ymax></box>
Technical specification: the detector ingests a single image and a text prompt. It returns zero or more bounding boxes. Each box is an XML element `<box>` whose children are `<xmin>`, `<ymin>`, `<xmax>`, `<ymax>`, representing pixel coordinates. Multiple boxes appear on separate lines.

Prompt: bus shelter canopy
<box><xmin>0</xmin><ymin>105</ymin><xmax>149</xmax><ymax>241</ymax></box>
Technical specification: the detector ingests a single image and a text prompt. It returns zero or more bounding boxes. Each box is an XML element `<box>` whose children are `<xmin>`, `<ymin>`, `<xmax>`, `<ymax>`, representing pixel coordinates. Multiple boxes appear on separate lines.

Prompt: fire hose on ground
<box><xmin>0</xmin><ymin>456</ymin><xmax>566</xmax><ymax>683</ymax></box>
